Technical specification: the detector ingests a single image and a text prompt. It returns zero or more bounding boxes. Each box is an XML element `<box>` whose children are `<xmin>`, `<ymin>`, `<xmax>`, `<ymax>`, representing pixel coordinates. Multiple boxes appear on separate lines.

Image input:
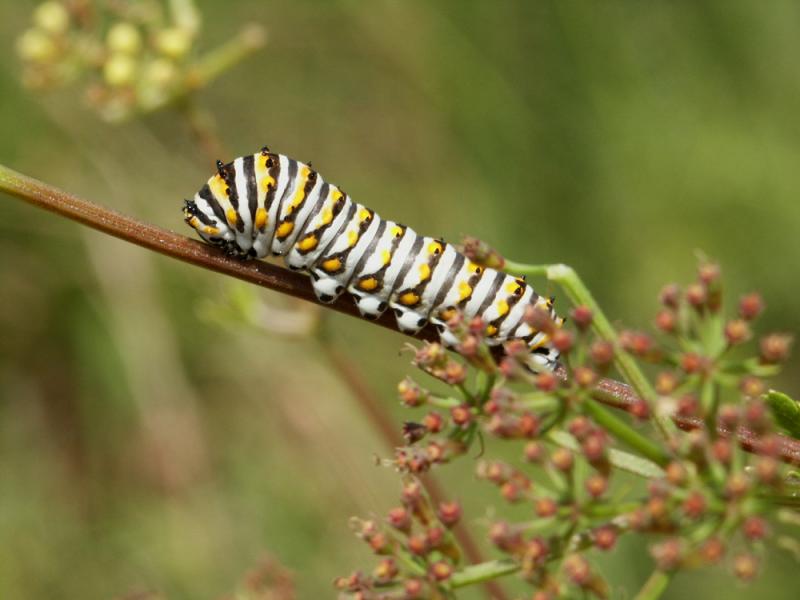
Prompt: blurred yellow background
<box><xmin>1</xmin><ymin>1</ymin><xmax>798</xmax><ymax>598</ymax></box>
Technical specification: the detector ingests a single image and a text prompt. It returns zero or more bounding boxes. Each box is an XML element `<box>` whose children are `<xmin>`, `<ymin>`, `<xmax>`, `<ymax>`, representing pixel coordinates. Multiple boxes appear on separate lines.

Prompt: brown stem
<box><xmin>2</xmin><ymin>164</ymin><xmax>799</xmax><ymax>467</ymax></box>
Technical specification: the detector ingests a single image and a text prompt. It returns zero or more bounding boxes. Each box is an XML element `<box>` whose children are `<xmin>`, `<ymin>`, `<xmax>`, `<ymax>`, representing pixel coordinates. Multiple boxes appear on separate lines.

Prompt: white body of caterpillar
<box><xmin>184</xmin><ymin>148</ymin><xmax>563</xmax><ymax>370</ymax></box>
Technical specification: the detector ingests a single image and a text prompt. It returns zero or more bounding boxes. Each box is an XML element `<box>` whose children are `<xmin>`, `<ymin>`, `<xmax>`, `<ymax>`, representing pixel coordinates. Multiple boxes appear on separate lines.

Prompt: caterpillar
<box><xmin>183</xmin><ymin>148</ymin><xmax>563</xmax><ymax>371</ymax></box>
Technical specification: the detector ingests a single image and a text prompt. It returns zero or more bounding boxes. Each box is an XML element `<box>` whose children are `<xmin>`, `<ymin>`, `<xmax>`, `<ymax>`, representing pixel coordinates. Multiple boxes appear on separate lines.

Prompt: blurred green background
<box><xmin>1</xmin><ymin>1</ymin><xmax>799</xmax><ymax>598</ymax></box>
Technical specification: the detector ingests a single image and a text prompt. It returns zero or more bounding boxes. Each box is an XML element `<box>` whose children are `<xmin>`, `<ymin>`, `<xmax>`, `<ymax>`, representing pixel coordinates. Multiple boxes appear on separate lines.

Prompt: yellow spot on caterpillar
<box><xmin>439</xmin><ymin>307</ymin><xmax>457</xmax><ymax>322</ymax></box>
<box><xmin>486</xmin><ymin>324</ymin><xmax>498</xmax><ymax>336</ymax></box>
<box><xmin>321</xmin><ymin>257</ymin><xmax>342</xmax><ymax>273</ymax></box>
<box><xmin>226</xmin><ymin>208</ymin><xmax>239</xmax><ymax>227</ymax></box>
<box><xmin>358</xmin><ymin>277</ymin><xmax>379</xmax><ymax>291</ymax></box>
<box><xmin>347</xmin><ymin>230</ymin><xmax>359</xmax><ymax>246</ymax></box>
<box><xmin>261</xmin><ymin>175</ymin><xmax>276</xmax><ymax>192</ymax></box>
<box><xmin>505</xmin><ymin>282</ymin><xmax>520</xmax><ymax>294</ymax></box>
<box><xmin>210</xmin><ymin>175</ymin><xmax>229</xmax><ymax>200</ymax></box>
<box><xmin>530</xmin><ymin>334</ymin><xmax>551</xmax><ymax>350</ymax></box>
<box><xmin>391</xmin><ymin>225</ymin><xmax>404</xmax><ymax>238</ymax></box>
<box><xmin>276</xmin><ymin>221</ymin><xmax>294</xmax><ymax>239</ymax></box>
<box><xmin>332</xmin><ymin>188</ymin><xmax>343</xmax><ymax>201</ymax></box>
<box><xmin>203</xmin><ymin>225</ymin><xmax>220</xmax><ymax>236</ymax></box>
<box><xmin>468</xmin><ymin>262</ymin><xmax>482</xmax><ymax>274</ymax></box>
<box><xmin>497</xmin><ymin>300</ymin><xmax>510</xmax><ymax>317</ymax></box>
<box><xmin>381</xmin><ymin>250</ymin><xmax>392</xmax><ymax>265</ymax></box>
<box><xmin>419</xmin><ymin>263</ymin><xmax>431</xmax><ymax>280</ymax></box>
<box><xmin>254</xmin><ymin>207</ymin><xmax>268</xmax><ymax>230</ymax></box>
<box><xmin>428</xmin><ymin>241</ymin><xmax>443</xmax><ymax>255</ymax></box>
<box><xmin>458</xmin><ymin>281</ymin><xmax>472</xmax><ymax>301</ymax></box>
<box><xmin>285</xmin><ymin>167</ymin><xmax>310</xmax><ymax>214</ymax></box>
<box><xmin>320</xmin><ymin>207</ymin><xmax>334</xmax><ymax>225</ymax></box>
<box><xmin>399</xmin><ymin>291</ymin><xmax>420</xmax><ymax>306</ymax></box>
<box><xmin>359</xmin><ymin>208</ymin><xmax>371</xmax><ymax>222</ymax></box>
<box><xmin>296</xmin><ymin>234</ymin><xmax>318</xmax><ymax>252</ymax></box>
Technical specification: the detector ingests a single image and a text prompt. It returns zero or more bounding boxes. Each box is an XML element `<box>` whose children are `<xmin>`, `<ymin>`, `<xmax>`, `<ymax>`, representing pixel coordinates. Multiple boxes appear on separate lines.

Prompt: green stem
<box><xmin>450</xmin><ymin>559</ymin><xmax>519</xmax><ymax>589</ymax></box>
<box><xmin>633</xmin><ymin>570</ymin><xmax>671</xmax><ymax>600</ymax></box>
<box><xmin>582</xmin><ymin>398</ymin><xmax>670</xmax><ymax>466</ymax></box>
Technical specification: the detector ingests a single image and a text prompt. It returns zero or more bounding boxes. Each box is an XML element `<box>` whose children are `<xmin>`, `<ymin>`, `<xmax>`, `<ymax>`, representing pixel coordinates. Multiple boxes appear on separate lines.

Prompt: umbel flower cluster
<box><xmin>336</xmin><ymin>252</ymin><xmax>798</xmax><ymax>600</ymax></box>
<box><xmin>15</xmin><ymin>0</ymin><xmax>264</xmax><ymax>122</ymax></box>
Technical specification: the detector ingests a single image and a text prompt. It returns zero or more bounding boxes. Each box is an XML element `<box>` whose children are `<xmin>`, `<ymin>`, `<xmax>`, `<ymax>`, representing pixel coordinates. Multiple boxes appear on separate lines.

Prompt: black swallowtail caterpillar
<box><xmin>183</xmin><ymin>148</ymin><xmax>564</xmax><ymax>371</ymax></box>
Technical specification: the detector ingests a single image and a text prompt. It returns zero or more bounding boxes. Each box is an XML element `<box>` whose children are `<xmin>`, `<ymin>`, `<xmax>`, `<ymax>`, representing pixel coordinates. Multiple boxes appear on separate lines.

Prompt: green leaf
<box><xmin>766</xmin><ymin>389</ymin><xmax>800</xmax><ymax>439</ymax></box>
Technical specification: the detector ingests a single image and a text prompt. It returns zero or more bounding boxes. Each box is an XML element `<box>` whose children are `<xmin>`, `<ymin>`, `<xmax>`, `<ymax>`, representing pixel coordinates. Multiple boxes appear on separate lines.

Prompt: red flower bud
<box><xmin>450</xmin><ymin>404</ymin><xmax>472</xmax><ymax>427</ymax></box>
<box><xmin>594</xmin><ymin>525</ymin><xmax>617</xmax><ymax>551</ymax></box>
<box><xmin>760</xmin><ymin>333</ymin><xmax>793</xmax><ymax>363</ymax></box>
<box><xmin>407</xmin><ymin>533</ymin><xmax>429</xmax><ymax>556</ymax></box>
<box><xmin>698</xmin><ymin>262</ymin><xmax>721</xmax><ymax>285</ymax></box>
<box><xmin>563</xmin><ymin>554</ymin><xmax>592</xmax><ymax>587</ymax></box>
<box><xmin>552</xmin><ymin>329</ymin><xmax>574</xmax><ymax>353</ymax></box>
<box><xmin>699</xmin><ymin>537</ymin><xmax>725</xmax><ymax>564</ymax></box>
<box><xmin>423</xmin><ymin>411</ymin><xmax>444</xmax><ymax>433</ymax></box>
<box><xmin>650</xmin><ymin>538</ymin><xmax>684</xmax><ymax>571</ymax></box>
<box><xmin>429</xmin><ymin>560</ymin><xmax>452</xmax><ymax>581</ymax></box>
<box><xmin>682</xmin><ymin>491</ymin><xmax>706</xmax><ymax>519</ymax></box>
<box><xmin>589</xmin><ymin>340</ymin><xmax>614</xmax><ymax>365</ymax></box>
<box><xmin>724</xmin><ymin>319</ymin><xmax>751</xmax><ymax>345</ymax></box>
<box><xmin>535</xmin><ymin>496</ymin><xmax>558</xmax><ymax>518</ymax></box>
<box><xmin>573</xmin><ymin>366</ymin><xmax>597</xmax><ymax>388</ymax></box>
<box><xmin>404</xmin><ymin>579</ymin><xmax>425</xmax><ymax>599</ymax></box>
<box><xmin>398</xmin><ymin>377</ymin><xmax>426</xmax><ymax>407</ymax></box>
<box><xmin>570</xmin><ymin>305</ymin><xmax>593</xmax><ymax>330</ymax></box>
<box><xmin>733</xmin><ymin>553</ymin><xmax>759</xmax><ymax>582</ymax></box>
<box><xmin>374</xmin><ymin>558</ymin><xmax>399</xmax><ymax>582</ymax></box>
<box><xmin>655</xmin><ymin>308</ymin><xmax>677</xmax><ymax>333</ymax></box>
<box><xmin>742</xmin><ymin>516</ymin><xmax>768</xmax><ymax>541</ymax></box>
<box><xmin>740</xmin><ymin>376</ymin><xmax>765</xmax><ymax>398</ymax></box>
<box><xmin>685</xmin><ymin>283</ymin><xmax>707</xmax><ymax>308</ymax></box>
<box><xmin>659</xmin><ymin>283</ymin><xmax>681</xmax><ymax>308</ymax></box>
<box><xmin>655</xmin><ymin>371</ymin><xmax>679</xmax><ymax>395</ymax></box>
<box><xmin>387</xmin><ymin>507</ymin><xmax>411</xmax><ymax>532</ymax></box>
<box><xmin>585</xmin><ymin>473</ymin><xmax>608</xmax><ymax>498</ymax></box>
<box><xmin>536</xmin><ymin>371</ymin><xmax>559</xmax><ymax>392</ymax></box>
<box><xmin>551</xmin><ymin>448</ymin><xmax>574</xmax><ymax>472</ymax></box>
<box><xmin>437</xmin><ymin>501</ymin><xmax>462</xmax><ymax>527</ymax></box>
<box><xmin>738</xmin><ymin>292</ymin><xmax>764</xmax><ymax>320</ymax></box>
<box><xmin>524</xmin><ymin>441</ymin><xmax>545</xmax><ymax>463</ymax></box>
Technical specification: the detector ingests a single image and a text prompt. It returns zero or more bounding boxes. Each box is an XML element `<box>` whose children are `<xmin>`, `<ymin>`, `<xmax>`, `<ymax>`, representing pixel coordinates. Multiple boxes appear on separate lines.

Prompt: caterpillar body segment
<box><xmin>184</xmin><ymin>148</ymin><xmax>563</xmax><ymax>371</ymax></box>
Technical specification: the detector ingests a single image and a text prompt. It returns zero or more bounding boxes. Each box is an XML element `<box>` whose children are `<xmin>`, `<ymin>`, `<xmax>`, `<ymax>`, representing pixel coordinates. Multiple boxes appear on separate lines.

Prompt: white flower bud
<box><xmin>155</xmin><ymin>27</ymin><xmax>192</xmax><ymax>59</ymax></box>
<box><xmin>104</xmin><ymin>53</ymin><xmax>137</xmax><ymax>87</ymax></box>
<box><xmin>107</xmin><ymin>22</ymin><xmax>142</xmax><ymax>54</ymax></box>
<box><xmin>34</xmin><ymin>2</ymin><xmax>70</xmax><ymax>35</ymax></box>
<box><xmin>16</xmin><ymin>28</ymin><xmax>58</xmax><ymax>63</ymax></box>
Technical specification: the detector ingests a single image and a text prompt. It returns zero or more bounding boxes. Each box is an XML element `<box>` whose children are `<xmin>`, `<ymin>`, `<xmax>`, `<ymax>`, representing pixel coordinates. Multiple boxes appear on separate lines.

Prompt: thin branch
<box><xmin>2</xmin><ymin>163</ymin><xmax>799</xmax><ymax>466</ymax></box>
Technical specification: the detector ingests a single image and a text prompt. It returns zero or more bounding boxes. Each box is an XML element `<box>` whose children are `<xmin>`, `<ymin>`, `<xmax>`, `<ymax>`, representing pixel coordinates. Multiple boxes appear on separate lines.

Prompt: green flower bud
<box><xmin>104</xmin><ymin>52</ymin><xmax>137</xmax><ymax>87</ymax></box>
<box><xmin>107</xmin><ymin>22</ymin><xmax>142</xmax><ymax>55</ymax></box>
<box><xmin>16</xmin><ymin>28</ymin><xmax>58</xmax><ymax>63</ymax></box>
<box><xmin>33</xmin><ymin>2</ymin><xmax>70</xmax><ymax>36</ymax></box>
<box><xmin>155</xmin><ymin>27</ymin><xmax>192</xmax><ymax>59</ymax></box>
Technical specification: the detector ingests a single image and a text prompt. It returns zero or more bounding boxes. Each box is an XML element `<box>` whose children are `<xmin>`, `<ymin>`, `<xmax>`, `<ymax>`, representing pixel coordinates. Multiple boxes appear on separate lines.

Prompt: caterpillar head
<box><xmin>183</xmin><ymin>198</ymin><xmax>232</xmax><ymax>252</ymax></box>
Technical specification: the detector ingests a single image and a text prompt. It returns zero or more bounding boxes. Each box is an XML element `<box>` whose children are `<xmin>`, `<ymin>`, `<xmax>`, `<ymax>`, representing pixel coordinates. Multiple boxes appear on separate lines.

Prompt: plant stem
<box><xmin>450</xmin><ymin>559</ymin><xmax>519</xmax><ymax>589</ymax></box>
<box><xmin>582</xmin><ymin>398</ymin><xmax>670</xmax><ymax>466</ymax></box>
<box><xmin>633</xmin><ymin>570</ymin><xmax>671</xmax><ymax>600</ymax></box>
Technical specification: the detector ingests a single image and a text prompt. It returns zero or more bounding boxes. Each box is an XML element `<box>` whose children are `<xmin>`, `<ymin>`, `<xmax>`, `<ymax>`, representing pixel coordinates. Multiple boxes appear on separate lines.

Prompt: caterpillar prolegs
<box><xmin>183</xmin><ymin>148</ymin><xmax>564</xmax><ymax>371</ymax></box>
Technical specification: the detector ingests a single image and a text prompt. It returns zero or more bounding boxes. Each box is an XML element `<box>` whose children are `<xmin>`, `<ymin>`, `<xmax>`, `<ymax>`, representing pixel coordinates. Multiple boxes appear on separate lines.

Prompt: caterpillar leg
<box><xmin>350</xmin><ymin>291</ymin><xmax>388</xmax><ymax>320</ymax></box>
<box><xmin>310</xmin><ymin>275</ymin><xmax>345</xmax><ymax>303</ymax></box>
<box><xmin>393</xmin><ymin>307</ymin><xmax>428</xmax><ymax>334</ymax></box>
